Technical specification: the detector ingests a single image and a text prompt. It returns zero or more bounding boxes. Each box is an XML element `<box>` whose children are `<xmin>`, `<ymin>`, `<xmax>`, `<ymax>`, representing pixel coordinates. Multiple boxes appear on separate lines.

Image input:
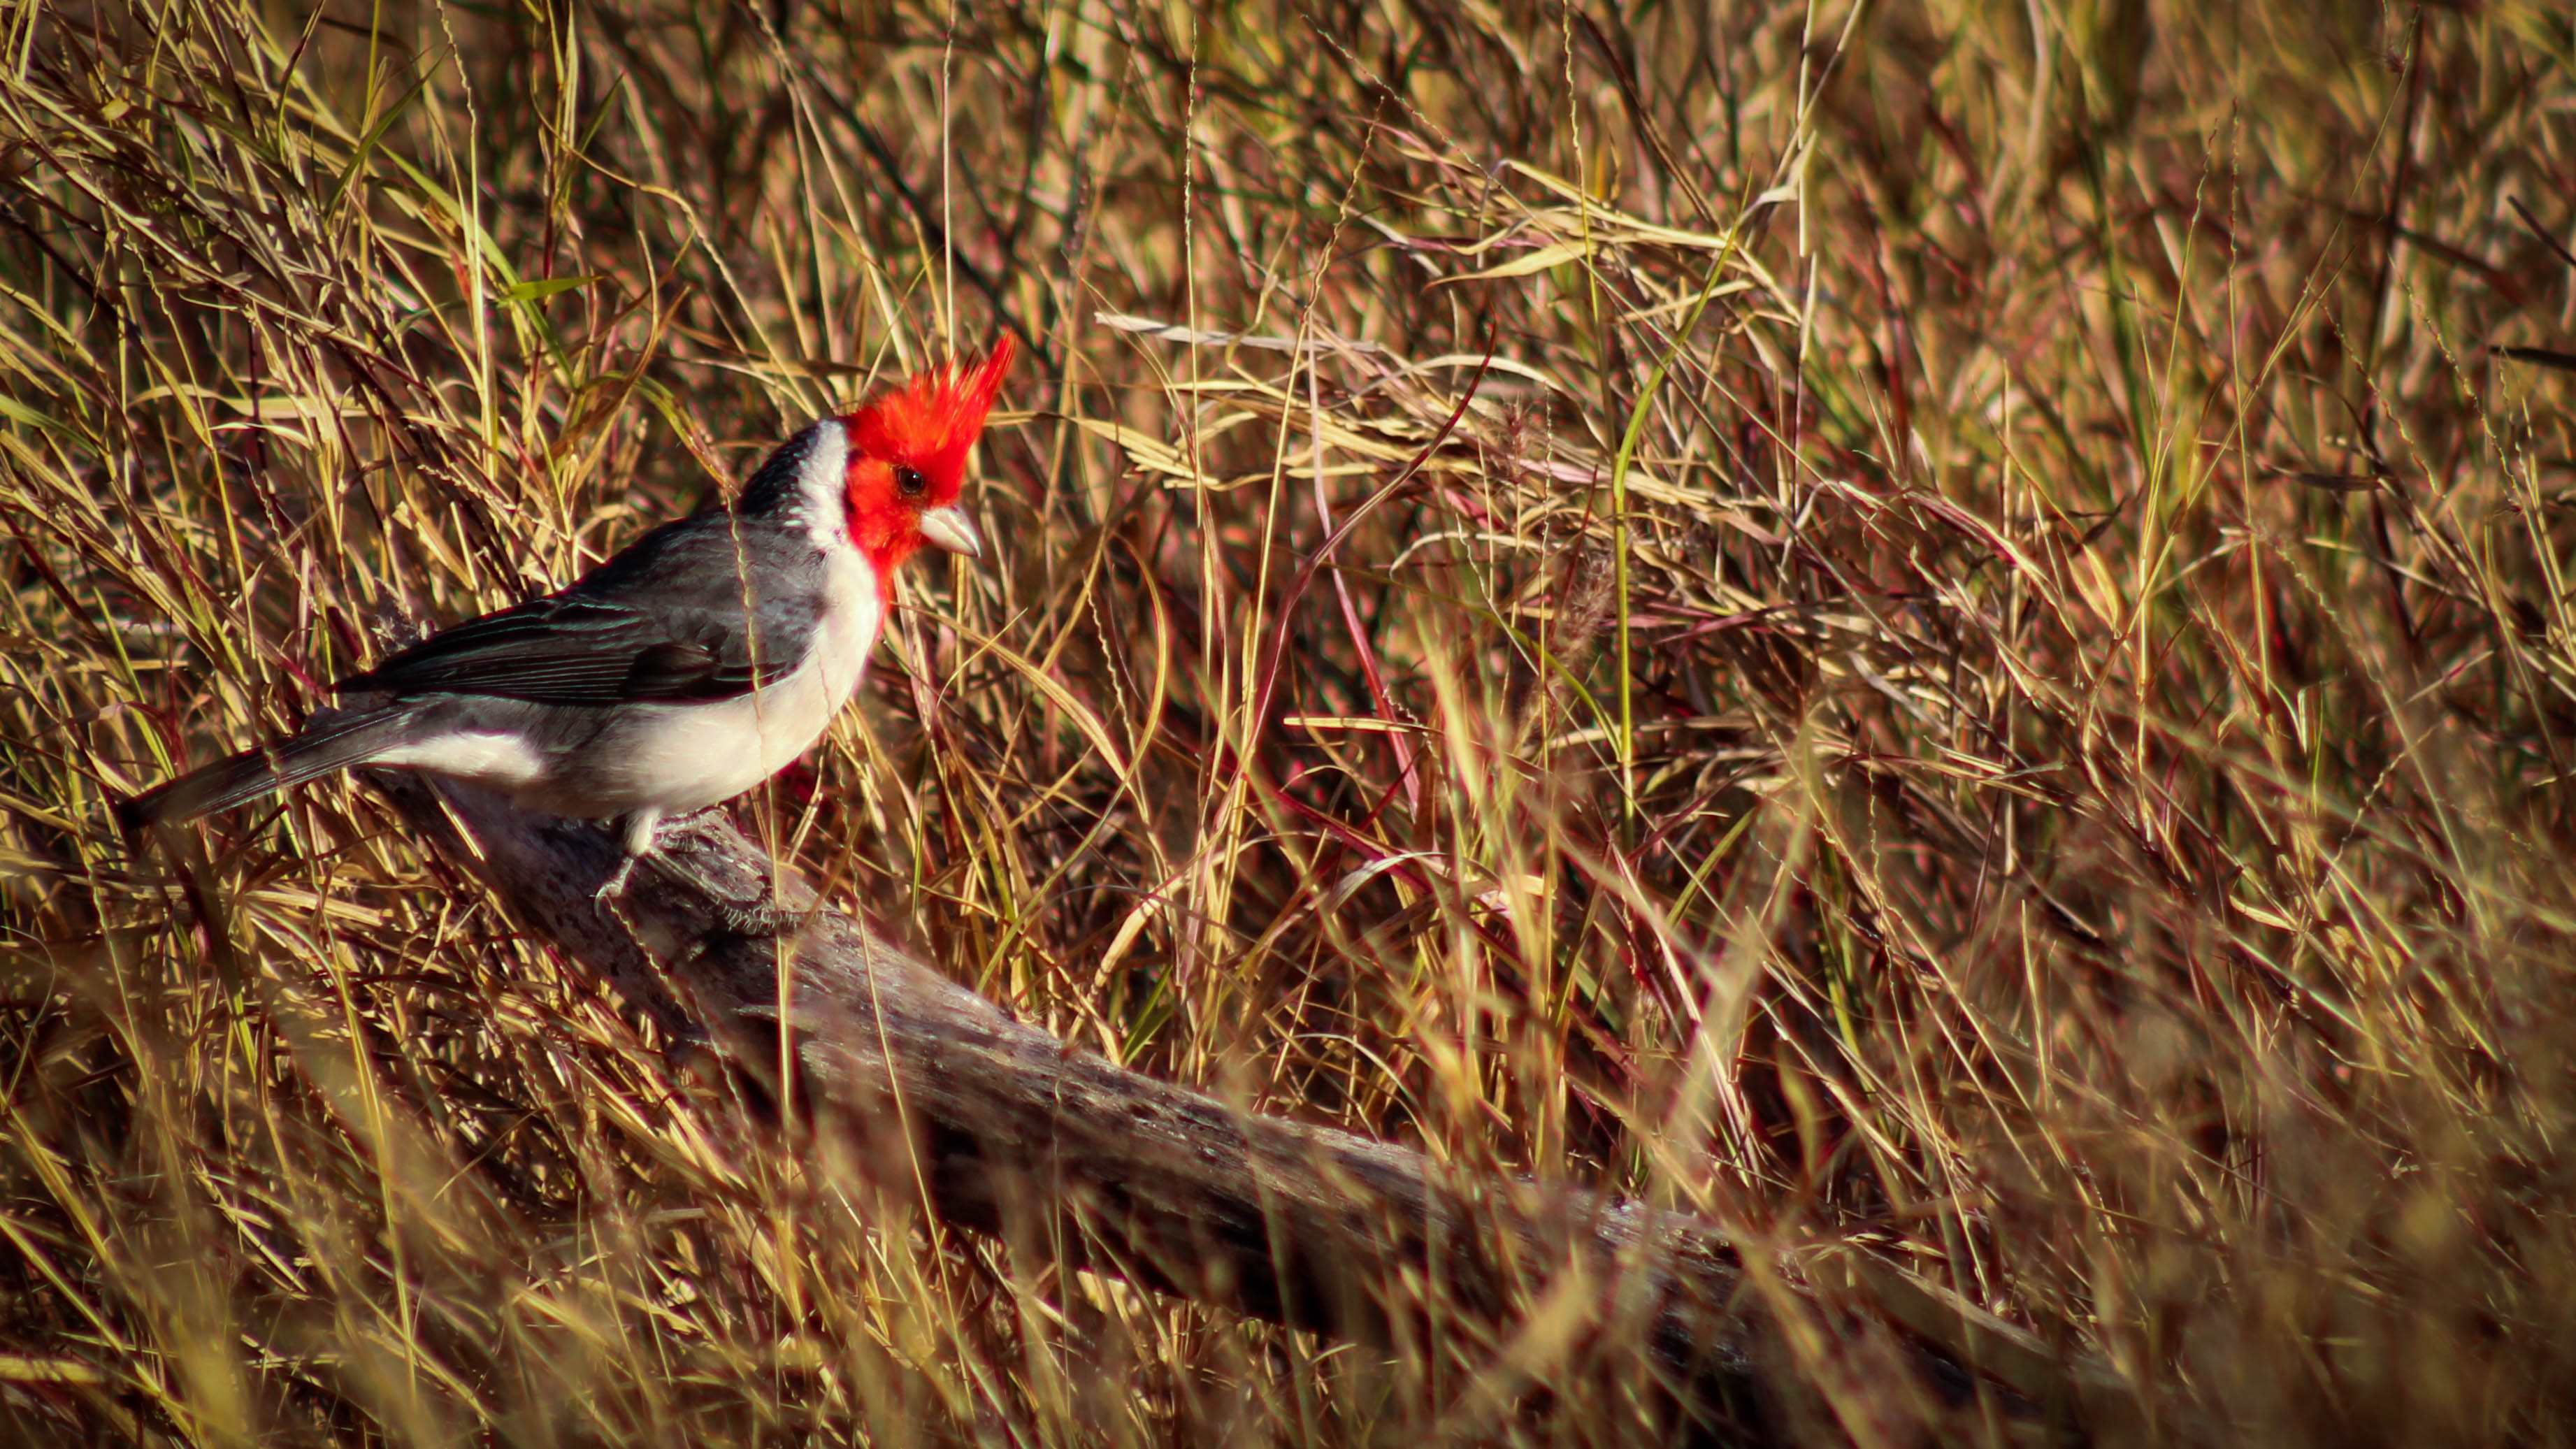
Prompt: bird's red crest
<box><xmin>845</xmin><ymin>334</ymin><xmax>1017</xmax><ymax>497</ymax></box>
<box><xmin>839</xmin><ymin>336</ymin><xmax>1015</xmax><ymax>585</ymax></box>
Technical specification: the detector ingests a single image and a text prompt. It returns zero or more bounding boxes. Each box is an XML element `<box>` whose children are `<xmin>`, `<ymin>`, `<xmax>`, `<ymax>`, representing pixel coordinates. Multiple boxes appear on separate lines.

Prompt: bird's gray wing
<box><xmin>336</xmin><ymin>515</ymin><xmax>828</xmax><ymax>706</ymax></box>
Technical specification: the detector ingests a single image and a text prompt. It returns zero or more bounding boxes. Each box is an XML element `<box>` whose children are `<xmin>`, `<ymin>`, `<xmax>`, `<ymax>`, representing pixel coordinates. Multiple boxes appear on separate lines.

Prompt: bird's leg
<box><xmin>592</xmin><ymin>806</ymin><xmax>663</xmax><ymax>911</ymax></box>
<box><xmin>595</xmin><ymin>853</ymin><xmax>640</xmax><ymax>902</ymax></box>
<box><xmin>599</xmin><ymin>806</ymin><xmax>804</xmax><ymax>938</ymax></box>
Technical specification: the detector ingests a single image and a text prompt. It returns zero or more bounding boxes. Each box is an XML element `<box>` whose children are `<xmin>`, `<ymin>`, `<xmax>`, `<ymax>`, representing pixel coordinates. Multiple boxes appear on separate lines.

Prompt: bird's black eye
<box><xmin>895</xmin><ymin>465</ymin><xmax>928</xmax><ymax>498</ymax></box>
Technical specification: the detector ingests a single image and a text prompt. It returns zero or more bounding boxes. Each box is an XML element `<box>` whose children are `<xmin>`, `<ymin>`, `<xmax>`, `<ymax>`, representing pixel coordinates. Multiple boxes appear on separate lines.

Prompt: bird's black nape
<box><xmin>732</xmin><ymin>419</ymin><xmax>837</xmax><ymax>520</ymax></box>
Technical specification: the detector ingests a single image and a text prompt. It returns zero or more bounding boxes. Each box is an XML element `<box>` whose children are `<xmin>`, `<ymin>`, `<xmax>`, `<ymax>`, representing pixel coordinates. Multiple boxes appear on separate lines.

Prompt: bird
<box><xmin>118</xmin><ymin>336</ymin><xmax>1016</xmax><ymax>901</ymax></box>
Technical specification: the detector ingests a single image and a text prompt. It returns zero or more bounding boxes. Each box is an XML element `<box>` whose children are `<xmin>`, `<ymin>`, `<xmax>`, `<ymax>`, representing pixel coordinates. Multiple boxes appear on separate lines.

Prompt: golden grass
<box><xmin>4</xmin><ymin>0</ymin><xmax>2575</xmax><ymax>1441</ymax></box>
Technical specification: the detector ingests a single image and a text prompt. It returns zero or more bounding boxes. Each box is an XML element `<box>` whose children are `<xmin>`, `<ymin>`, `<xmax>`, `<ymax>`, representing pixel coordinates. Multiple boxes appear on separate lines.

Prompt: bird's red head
<box><xmin>840</xmin><ymin>335</ymin><xmax>1016</xmax><ymax>590</ymax></box>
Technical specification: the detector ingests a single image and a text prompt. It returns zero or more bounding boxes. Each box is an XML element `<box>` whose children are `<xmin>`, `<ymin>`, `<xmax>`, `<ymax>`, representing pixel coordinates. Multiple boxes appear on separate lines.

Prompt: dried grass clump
<box><xmin>5</xmin><ymin>0</ymin><xmax>2575</xmax><ymax>1443</ymax></box>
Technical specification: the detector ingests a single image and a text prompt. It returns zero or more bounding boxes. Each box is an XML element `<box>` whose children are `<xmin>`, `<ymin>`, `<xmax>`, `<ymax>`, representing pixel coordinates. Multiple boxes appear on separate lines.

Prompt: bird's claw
<box><xmin>592</xmin><ymin>853</ymin><xmax>639</xmax><ymax>916</ymax></box>
<box><xmin>627</xmin><ymin>847</ymin><xmax>802</xmax><ymax>938</ymax></box>
<box><xmin>709</xmin><ymin>898</ymin><xmax>805</xmax><ymax>939</ymax></box>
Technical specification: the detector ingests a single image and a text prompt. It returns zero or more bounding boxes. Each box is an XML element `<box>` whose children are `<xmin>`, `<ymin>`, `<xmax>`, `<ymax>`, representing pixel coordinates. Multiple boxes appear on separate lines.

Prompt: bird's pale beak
<box><xmin>917</xmin><ymin>505</ymin><xmax>981</xmax><ymax>558</ymax></box>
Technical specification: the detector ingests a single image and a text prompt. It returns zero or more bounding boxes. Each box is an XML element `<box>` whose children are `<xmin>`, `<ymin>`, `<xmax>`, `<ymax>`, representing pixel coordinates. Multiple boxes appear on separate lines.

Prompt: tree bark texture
<box><xmin>374</xmin><ymin>775</ymin><xmax>2124</xmax><ymax>1443</ymax></box>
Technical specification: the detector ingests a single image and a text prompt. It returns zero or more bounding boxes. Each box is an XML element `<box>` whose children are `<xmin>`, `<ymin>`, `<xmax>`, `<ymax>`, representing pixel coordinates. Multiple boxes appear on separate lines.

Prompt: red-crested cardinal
<box><xmin>119</xmin><ymin>336</ymin><xmax>1015</xmax><ymax>898</ymax></box>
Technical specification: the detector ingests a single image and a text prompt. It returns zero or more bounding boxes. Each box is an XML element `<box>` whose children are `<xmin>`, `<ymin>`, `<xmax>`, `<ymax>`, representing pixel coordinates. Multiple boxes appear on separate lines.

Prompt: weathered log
<box><xmin>372</xmin><ymin>774</ymin><xmax>2112</xmax><ymax>1441</ymax></box>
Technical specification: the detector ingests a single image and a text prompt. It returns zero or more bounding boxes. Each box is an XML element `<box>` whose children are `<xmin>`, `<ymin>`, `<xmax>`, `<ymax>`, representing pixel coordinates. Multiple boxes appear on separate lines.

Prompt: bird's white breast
<box><xmin>580</xmin><ymin>527</ymin><xmax>886</xmax><ymax>814</ymax></box>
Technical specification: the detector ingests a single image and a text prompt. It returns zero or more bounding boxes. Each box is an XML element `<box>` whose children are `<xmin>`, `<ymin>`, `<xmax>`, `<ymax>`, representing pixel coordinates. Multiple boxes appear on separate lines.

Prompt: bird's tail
<box><xmin>116</xmin><ymin>708</ymin><xmax>415</xmax><ymax>832</ymax></box>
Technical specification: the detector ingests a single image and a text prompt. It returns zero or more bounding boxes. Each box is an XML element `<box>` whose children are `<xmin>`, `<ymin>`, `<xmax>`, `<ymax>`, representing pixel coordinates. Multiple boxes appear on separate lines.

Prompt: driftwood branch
<box><xmin>372</xmin><ymin>775</ymin><xmax>2116</xmax><ymax>1441</ymax></box>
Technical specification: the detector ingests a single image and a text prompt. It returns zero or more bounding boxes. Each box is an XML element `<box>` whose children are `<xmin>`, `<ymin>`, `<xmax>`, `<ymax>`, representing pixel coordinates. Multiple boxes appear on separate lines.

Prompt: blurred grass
<box><xmin>4</xmin><ymin>0</ymin><xmax>2576</xmax><ymax>1442</ymax></box>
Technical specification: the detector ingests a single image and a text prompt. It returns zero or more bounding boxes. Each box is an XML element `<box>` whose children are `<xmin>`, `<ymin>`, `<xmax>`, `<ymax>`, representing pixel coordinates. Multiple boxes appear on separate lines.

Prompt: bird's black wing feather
<box><xmin>338</xmin><ymin>514</ymin><xmax>830</xmax><ymax>706</ymax></box>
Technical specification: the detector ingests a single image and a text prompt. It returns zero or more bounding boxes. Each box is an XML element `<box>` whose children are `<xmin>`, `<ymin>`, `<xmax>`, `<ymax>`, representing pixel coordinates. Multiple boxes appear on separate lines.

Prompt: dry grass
<box><xmin>5</xmin><ymin>0</ymin><xmax>2576</xmax><ymax>1442</ymax></box>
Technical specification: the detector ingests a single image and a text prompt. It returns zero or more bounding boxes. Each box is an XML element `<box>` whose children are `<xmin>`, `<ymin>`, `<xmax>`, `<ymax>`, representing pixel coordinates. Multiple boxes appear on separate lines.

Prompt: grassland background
<box><xmin>4</xmin><ymin>0</ymin><xmax>2575</xmax><ymax>1442</ymax></box>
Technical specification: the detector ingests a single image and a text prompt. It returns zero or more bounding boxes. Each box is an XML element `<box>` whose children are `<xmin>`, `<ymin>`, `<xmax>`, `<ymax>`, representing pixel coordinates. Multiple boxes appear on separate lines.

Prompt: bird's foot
<box><xmin>642</xmin><ymin>850</ymin><xmax>807</xmax><ymax>939</ymax></box>
<box><xmin>709</xmin><ymin>898</ymin><xmax>807</xmax><ymax>939</ymax></box>
<box><xmin>592</xmin><ymin>852</ymin><xmax>640</xmax><ymax>916</ymax></box>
